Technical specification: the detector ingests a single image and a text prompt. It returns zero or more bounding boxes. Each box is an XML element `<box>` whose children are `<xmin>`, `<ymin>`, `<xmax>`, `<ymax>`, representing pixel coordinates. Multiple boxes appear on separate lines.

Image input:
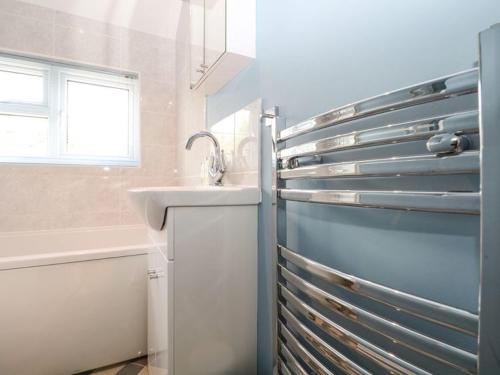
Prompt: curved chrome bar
<box><xmin>279</xmin><ymin>266</ymin><xmax>477</xmax><ymax>374</ymax></box>
<box><xmin>279</xmin><ymin>341</ymin><xmax>308</xmax><ymax>375</ymax></box>
<box><xmin>279</xmin><ymin>245</ymin><xmax>479</xmax><ymax>335</ymax></box>
<box><xmin>279</xmin><ymin>189</ymin><xmax>480</xmax><ymax>215</ymax></box>
<box><xmin>278</xmin><ymin>69</ymin><xmax>478</xmax><ymax>142</ymax></box>
<box><xmin>279</xmin><ymin>285</ymin><xmax>431</xmax><ymax>375</ymax></box>
<box><xmin>280</xmin><ymin>306</ymin><xmax>372</xmax><ymax>375</ymax></box>
<box><xmin>279</xmin><ymin>323</ymin><xmax>336</xmax><ymax>375</ymax></box>
<box><xmin>278</xmin><ymin>361</ymin><xmax>293</xmax><ymax>375</ymax></box>
<box><xmin>278</xmin><ymin>111</ymin><xmax>478</xmax><ymax>161</ymax></box>
<box><xmin>279</xmin><ymin>151</ymin><xmax>479</xmax><ymax>180</ymax></box>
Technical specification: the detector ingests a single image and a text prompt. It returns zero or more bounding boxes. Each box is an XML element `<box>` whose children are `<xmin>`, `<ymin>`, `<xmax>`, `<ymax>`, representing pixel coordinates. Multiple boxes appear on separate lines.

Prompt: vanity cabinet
<box><xmin>129</xmin><ymin>186</ymin><xmax>260</xmax><ymax>374</ymax></box>
<box><xmin>189</xmin><ymin>0</ymin><xmax>256</xmax><ymax>94</ymax></box>
<box><xmin>145</xmin><ymin>201</ymin><xmax>258</xmax><ymax>375</ymax></box>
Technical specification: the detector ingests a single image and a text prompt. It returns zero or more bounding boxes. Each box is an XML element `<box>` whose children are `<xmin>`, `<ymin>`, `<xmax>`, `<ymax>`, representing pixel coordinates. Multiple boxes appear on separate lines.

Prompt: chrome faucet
<box><xmin>185</xmin><ymin>131</ymin><xmax>225</xmax><ymax>185</ymax></box>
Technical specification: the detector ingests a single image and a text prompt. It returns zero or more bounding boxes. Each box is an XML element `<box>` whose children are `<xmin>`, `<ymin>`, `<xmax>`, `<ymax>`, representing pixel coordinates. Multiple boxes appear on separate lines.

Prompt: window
<box><xmin>0</xmin><ymin>54</ymin><xmax>139</xmax><ymax>166</ymax></box>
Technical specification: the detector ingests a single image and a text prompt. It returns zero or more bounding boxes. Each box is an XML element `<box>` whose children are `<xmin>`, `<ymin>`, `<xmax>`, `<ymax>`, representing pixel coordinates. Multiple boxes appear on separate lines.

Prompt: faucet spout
<box><xmin>185</xmin><ymin>131</ymin><xmax>225</xmax><ymax>185</ymax></box>
<box><xmin>185</xmin><ymin>131</ymin><xmax>219</xmax><ymax>151</ymax></box>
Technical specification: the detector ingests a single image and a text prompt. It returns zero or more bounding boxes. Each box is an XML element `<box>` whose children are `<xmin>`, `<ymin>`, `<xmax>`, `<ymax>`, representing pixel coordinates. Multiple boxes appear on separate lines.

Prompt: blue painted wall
<box><xmin>206</xmin><ymin>2</ymin><xmax>500</xmax><ymax>373</ymax></box>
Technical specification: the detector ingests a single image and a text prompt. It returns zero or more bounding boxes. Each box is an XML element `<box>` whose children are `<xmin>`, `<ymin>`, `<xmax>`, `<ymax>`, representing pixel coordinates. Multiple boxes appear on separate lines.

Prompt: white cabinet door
<box><xmin>173</xmin><ymin>206</ymin><xmax>257</xmax><ymax>375</ymax></box>
<box><xmin>148</xmin><ymin>249</ymin><xmax>171</xmax><ymax>375</ymax></box>
<box><xmin>204</xmin><ymin>0</ymin><xmax>226</xmax><ymax>69</ymax></box>
<box><xmin>189</xmin><ymin>0</ymin><xmax>205</xmax><ymax>87</ymax></box>
<box><xmin>189</xmin><ymin>0</ymin><xmax>226</xmax><ymax>88</ymax></box>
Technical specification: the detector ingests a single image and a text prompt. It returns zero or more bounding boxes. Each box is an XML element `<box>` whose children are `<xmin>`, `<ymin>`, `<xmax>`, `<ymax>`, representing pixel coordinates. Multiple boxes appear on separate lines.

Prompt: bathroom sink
<box><xmin>128</xmin><ymin>186</ymin><xmax>261</xmax><ymax>230</ymax></box>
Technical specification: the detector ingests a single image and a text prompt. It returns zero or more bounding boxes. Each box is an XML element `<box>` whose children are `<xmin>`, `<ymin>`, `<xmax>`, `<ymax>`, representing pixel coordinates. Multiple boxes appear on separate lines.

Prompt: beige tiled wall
<box><xmin>174</xmin><ymin>2</ymin><xmax>260</xmax><ymax>187</ymax></box>
<box><xmin>0</xmin><ymin>0</ymin><xmax>177</xmax><ymax>232</ymax></box>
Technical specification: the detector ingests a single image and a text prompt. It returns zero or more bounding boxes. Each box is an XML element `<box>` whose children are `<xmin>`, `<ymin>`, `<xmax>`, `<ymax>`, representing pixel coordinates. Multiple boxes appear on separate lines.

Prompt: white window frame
<box><xmin>0</xmin><ymin>57</ymin><xmax>50</xmax><ymax>115</ymax></box>
<box><xmin>0</xmin><ymin>54</ymin><xmax>140</xmax><ymax>166</ymax></box>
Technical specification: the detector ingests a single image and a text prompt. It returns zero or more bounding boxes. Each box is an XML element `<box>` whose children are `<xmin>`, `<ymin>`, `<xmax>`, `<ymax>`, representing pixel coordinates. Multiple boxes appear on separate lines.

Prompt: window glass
<box><xmin>0</xmin><ymin>114</ymin><xmax>48</xmax><ymax>156</ymax></box>
<box><xmin>0</xmin><ymin>69</ymin><xmax>45</xmax><ymax>104</ymax></box>
<box><xmin>65</xmin><ymin>80</ymin><xmax>130</xmax><ymax>157</ymax></box>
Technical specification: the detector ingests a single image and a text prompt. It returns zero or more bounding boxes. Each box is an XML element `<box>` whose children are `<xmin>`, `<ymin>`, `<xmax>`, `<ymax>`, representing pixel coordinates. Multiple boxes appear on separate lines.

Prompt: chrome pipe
<box><xmin>279</xmin><ymin>245</ymin><xmax>478</xmax><ymax>335</ymax></box>
<box><xmin>279</xmin><ymin>151</ymin><xmax>479</xmax><ymax>179</ymax></box>
<box><xmin>278</xmin><ymin>189</ymin><xmax>480</xmax><ymax>215</ymax></box>
<box><xmin>279</xmin><ymin>266</ymin><xmax>477</xmax><ymax>374</ymax></box>
<box><xmin>279</xmin><ymin>285</ymin><xmax>431</xmax><ymax>375</ymax></box>
<box><xmin>477</xmin><ymin>22</ymin><xmax>500</xmax><ymax>375</ymax></box>
<box><xmin>279</xmin><ymin>305</ymin><xmax>372</xmax><ymax>375</ymax></box>
<box><xmin>279</xmin><ymin>341</ymin><xmax>308</xmax><ymax>375</ymax></box>
<box><xmin>279</xmin><ymin>323</ymin><xmax>336</xmax><ymax>375</ymax></box>
<box><xmin>278</xmin><ymin>111</ymin><xmax>478</xmax><ymax>161</ymax></box>
<box><xmin>278</xmin><ymin>359</ymin><xmax>293</xmax><ymax>375</ymax></box>
<box><xmin>278</xmin><ymin>69</ymin><xmax>478</xmax><ymax>142</ymax></box>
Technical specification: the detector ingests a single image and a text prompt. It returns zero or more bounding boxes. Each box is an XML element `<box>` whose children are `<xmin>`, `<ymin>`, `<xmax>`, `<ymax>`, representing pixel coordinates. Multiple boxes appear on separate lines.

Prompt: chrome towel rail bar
<box><xmin>279</xmin><ymin>342</ymin><xmax>308</xmax><ymax>375</ymax></box>
<box><xmin>279</xmin><ymin>245</ymin><xmax>479</xmax><ymax>335</ymax></box>
<box><xmin>278</xmin><ymin>69</ymin><xmax>478</xmax><ymax>142</ymax></box>
<box><xmin>279</xmin><ymin>284</ymin><xmax>431</xmax><ymax>375</ymax></box>
<box><xmin>277</xmin><ymin>360</ymin><xmax>293</xmax><ymax>375</ymax></box>
<box><xmin>278</xmin><ymin>111</ymin><xmax>478</xmax><ymax>162</ymax></box>
<box><xmin>280</xmin><ymin>324</ymin><xmax>335</xmax><ymax>375</ymax></box>
<box><xmin>280</xmin><ymin>266</ymin><xmax>477</xmax><ymax>374</ymax></box>
<box><xmin>279</xmin><ymin>189</ymin><xmax>480</xmax><ymax>215</ymax></box>
<box><xmin>280</xmin><ymin>304</ymin><xmax>372</xmax><ymax>375</ymax></box>
<box><xmin>279</xmin><ymin>151</ymin><xmax>479</xmax><ymax>179</ymax></box>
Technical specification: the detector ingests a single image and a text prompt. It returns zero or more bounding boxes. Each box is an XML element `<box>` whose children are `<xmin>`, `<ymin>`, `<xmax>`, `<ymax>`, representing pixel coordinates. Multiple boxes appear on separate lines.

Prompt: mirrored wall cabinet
<box><xmin>189</xmin><ymin>0</ymin><xmax>256</xmax><ymax>94</ymax></box>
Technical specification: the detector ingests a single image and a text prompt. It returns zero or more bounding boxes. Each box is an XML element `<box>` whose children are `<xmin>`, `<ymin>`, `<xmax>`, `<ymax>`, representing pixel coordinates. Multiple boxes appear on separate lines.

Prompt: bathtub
<box><xmin>0</xmin><ymin>225</ymin><xmax>151</xmax><ymax>375</ymax></box>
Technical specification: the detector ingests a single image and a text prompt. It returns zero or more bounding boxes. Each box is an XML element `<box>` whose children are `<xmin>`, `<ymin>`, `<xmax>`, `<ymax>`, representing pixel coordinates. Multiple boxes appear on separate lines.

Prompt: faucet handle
<box><xmin>207</xmin><ymin>153</ymin><xmax>220</xmax><ymax>179</ymax></box>
<box><xmin>208</xmin><ymin>154</ymin><xmax>216</xmax><ymax>175</ymax></box>
<box><xmin>219</xmin><ymin>149</ymin><xmax>226</xmax><ymax>172</ymax></box>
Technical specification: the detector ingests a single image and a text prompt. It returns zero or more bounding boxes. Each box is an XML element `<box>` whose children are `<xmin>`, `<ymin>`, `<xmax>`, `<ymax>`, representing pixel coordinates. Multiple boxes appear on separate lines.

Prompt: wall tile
<box><xmin>121</xmin><ymin>29</ymin><xmax>175</xmax><ymax>83</ymax></box>
<box><xmin>119</xmin><ymin>210</ymin><xmax>143</xmax><ymax>226</ymax></box>
<box><xmin>141</xmin><ymin>111</ymin><xmax>176</xmax><ymax>147</ymax></box>
<box><xmin>0</xmin><ymin>0</ymin><xmax>54</xmax><ymax>22</ymax></box>
<box><xmin>54</xmin><ymin>25</ymin><xmax>121</xmax><ymax>67</ymax></box>
<box><xmin>0</xmin><ymin>11</ymin><xmax>54</xmax><ymax>55</ymax></box>
<box><xmin>140</xmin><ymin>80</ymin><xmax>176</xmax><ymax>114</ymax></box>
<box><xmin>0</xmin><ymin>213</ymin><xmax>52</xmax><ymax>232</ymax></box>
<box><xmin>54</xmin><ymin>11</ymin><xmax>122</xmax><ymax>38</ymax></box>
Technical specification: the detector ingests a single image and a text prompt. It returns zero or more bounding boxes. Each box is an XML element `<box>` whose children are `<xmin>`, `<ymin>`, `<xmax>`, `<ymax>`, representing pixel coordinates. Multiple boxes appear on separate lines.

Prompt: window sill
<box><xmin>0</xmin><ymin>156</ymin><xmax>139</xmax><ymax>167</ymax></box>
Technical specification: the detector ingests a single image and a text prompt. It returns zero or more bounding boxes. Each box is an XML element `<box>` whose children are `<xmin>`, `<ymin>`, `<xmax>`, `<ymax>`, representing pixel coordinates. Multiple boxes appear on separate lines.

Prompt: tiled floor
<box><xmin>77</xmin><ymin>357</ymin><xmax>148</xmax><ymax>375</ymax></box>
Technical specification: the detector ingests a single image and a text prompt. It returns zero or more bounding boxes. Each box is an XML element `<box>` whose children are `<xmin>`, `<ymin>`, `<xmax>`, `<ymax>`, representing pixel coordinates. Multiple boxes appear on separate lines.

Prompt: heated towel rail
<box><xmin>265</xmin><ymin>24</ymin><xmax>500</xmax><ymax>375</ymax></box>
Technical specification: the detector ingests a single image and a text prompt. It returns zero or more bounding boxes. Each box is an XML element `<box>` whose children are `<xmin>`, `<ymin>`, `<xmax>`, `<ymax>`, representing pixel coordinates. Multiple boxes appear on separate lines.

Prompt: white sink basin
<box><xmin>128</xmin><ymin>185</ymin><xmax>261</xmax><ymax>230</ymax></box>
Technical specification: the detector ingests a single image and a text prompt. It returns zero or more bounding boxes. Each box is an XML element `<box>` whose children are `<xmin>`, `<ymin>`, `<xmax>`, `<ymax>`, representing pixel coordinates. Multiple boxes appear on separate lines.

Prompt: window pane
<box><xmin>0</xmin><ymin>69</ymin><xmax>45</xmax><ymax>104</ymax></box>
<box><xmin>0</xmin><ymin>114</ymin><xmax>48</xmax><ymax>156</ymax></box>
<box><xmin>66</xmin><ymin>80</ymin><xmax>130</xmax><ymax>157</ymax></box>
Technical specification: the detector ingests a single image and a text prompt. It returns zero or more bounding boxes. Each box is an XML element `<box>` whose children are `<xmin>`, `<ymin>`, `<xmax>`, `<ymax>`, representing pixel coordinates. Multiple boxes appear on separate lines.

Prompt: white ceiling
<box><xmin>21</xmin><ymin>0</ymin><xmax>183</xmax><ymax>39</ymax></box>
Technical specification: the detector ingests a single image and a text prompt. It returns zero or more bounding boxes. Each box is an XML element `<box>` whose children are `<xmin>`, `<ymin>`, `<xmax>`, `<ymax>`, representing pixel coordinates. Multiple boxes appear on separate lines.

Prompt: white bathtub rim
<box><xmin>0</xmin><ymin>244</ymin><xmax>150</xmax><ymax>271</ymax></box>
<box><xmin>0</xmin><ymin>224</ymin><xmax>146</xmax><ymax>238</ymax></box>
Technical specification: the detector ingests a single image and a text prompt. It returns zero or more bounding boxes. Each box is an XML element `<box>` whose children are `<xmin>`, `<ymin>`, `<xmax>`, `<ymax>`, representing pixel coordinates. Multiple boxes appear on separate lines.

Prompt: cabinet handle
<box><xmin>148</xmin><ymin>269</ymin><xmax>165</xmax><ymax>279</ymax></box>
<box><xmin>196</xmin><ymin>64</ymin><xmax>210</xmax><ymax>74</ymax></box>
